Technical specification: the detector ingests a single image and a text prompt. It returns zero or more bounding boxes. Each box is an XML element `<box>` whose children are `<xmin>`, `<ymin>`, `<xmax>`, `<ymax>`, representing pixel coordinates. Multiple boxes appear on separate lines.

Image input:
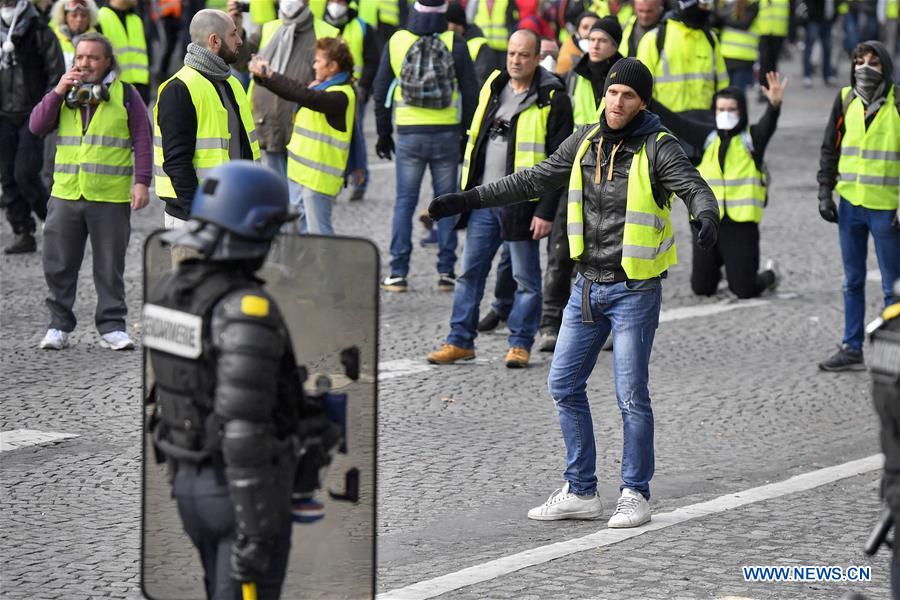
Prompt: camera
<box><xmin>488</xmin><ymin>118</ymin><xmax>510</xmax><ymax>140</ymax></box>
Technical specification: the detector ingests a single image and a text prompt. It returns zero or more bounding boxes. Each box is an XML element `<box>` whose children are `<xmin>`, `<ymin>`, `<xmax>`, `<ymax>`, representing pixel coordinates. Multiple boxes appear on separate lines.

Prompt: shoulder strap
<box><xmin>655</xmin><ymin>21</ymin><xmax>666</xmax><ymax>55</ymax></box>
<box><xmin>645</xmin><ymin>130</ymin><xmax>671</xmax><ymax>209</ymax></box>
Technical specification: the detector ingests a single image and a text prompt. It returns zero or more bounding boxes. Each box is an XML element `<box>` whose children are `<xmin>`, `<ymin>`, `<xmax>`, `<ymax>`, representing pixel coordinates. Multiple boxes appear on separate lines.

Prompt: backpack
<box><xmin>399</xmin><ymin>33</ymin><xmax>457</xmax><ymax>109</ymax></box>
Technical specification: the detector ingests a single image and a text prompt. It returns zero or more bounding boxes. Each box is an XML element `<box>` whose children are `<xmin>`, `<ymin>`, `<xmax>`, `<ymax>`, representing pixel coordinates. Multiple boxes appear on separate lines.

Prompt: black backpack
<box><xmin>399</xmin><ymin>33</ymin><xmax>457</xmax><ymax>109</ymax></box>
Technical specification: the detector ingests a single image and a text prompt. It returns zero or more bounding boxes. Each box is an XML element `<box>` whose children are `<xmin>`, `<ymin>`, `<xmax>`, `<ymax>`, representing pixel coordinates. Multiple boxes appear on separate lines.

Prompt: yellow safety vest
<box><xmin>460</xmin><ymin>70</ymin><xmax>551</xmax><ymax>198</ymax></box>
<box><xmin>588</xmin><ymin>0</ymin><xmax>611</xmax><ymax>17</ymax></box>
<box><xmin>617</xmin><ymin>2</ymin><xmax>634</xmax><ymax>25</ymax></box>
<box><xmin>250</xmin><ymin>18</ymin><xmax>338</xmax><ymax>98</ymax></box>
<box><xmin>570</xmin><ymin>75</ymin><xmax>600</xmax><ymax>127</ymax></box>
<box><xmin>567</xmin><ymin>124</ymin><xmax>677</xmax><ymax>279</ymax></box>
<box><xmin>97</xmin><ymin>7</ymin><xmax>149</xmax><ymax>85</ymax></box>
<box><xmin>755</xmin><ymin>0</ymin><xmax>789</xmax><ymax>36</ymax></box>
<box><xmin>379</xmin><ymin>0</ymin><xmax>399</xmax><ymax>25</ymax></box>
<box><xmin>287</xmin><ymin>82</ymin><xmax>355</xmax><ymax>195</ymax></box>
<box><xmin>719</xmin><ymin>26</ymin><xmax>759</xmax><ymax>62</ymax></box>
<box><xmin>467</xmin><ymin>36</ymin><xmax>488</xmax><ymax>62</ymax></box>
<box><xmin>153</xmin><ymin>66</ymin><xmax>261</xmax><ymax>199</ymax></box>
<box><xmin>621</xmin><ymin>14</ymin><xmax>636</xmax><ymax>56</ymax></box>
<box><xmin>50</xmin><ymin>22</ymin><xmax>75</xmax><ymax>68</ymax></box>
<box><xmin>53</xmin><ymin>79</ymin><xmax>133</xmax><ymax>202</ymax></box>
<box><xmin>250</xmin><ymin>0</ymin><xmax>277</xmax><ymax>24</ymax></box>
<box><xmin>836</xmin><ymin>86</ymin><xmax>900</xmax><ymax>211</ymax></box>
<box><xmin>388</xmin><ymin>30</ymin><xmax>460</xmax><ymax>126</ymax></box>
<box><xmin>697</xmin><ymin>131</ymin><xmax>766</xmax><ymax>223</ymax></box>
<box><xmin>342</xmin><ymin>17</ymin><xmax>366</xmax><ymax>79</ymax></box>
<box><xmin>474</xmin><ymin>0</ymin><xmax>511</xmax><ymax>51</ymax></box>
<box><xmin>888</xmin><ymin>0</ymin><xmax>898</xmax><ymax>19</ymax></box>
<box><xmin>357</xmin><ymin>0</ymin><xmax>379</xmax><ymax>27</ymax></box>
<box><xmin>636</xmin><ymin>19</ymin><xmax>728</xmax><ymax>113</ymax></box>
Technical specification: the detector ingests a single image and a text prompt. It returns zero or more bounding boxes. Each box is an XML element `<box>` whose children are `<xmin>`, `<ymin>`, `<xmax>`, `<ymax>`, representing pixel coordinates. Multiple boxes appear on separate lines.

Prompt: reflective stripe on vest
<box><xmin>388</xmin><ymin>30</ymin><xmax>460</xmax><ymax>126</ymax></box>
<box><xmin>460</xmin><ymin>70</ymin><xmax>550</xmax><ymax>197</ymax></box>
<box><xmin>153</xmin><ymin>66</ymin><xmax>261</xmax><ymax>199</ymax></box>
<box><xmin>250</xmin><ymin>0</ymin><xmax>277</xmax><ymax>24</ymax></box>
<box><xmin>97</xmin><ymin>8</ymin><xmax>149</xmax><ymax>85</ymax></box>
<box><xmin>572</xmin><ymin>75</ymin><xmax>599</xmax><ymax>127</ymax></box>
<box><xmin>379</xmin><ymin>0</ymin><xmax>403</xmax><ymax>25</ymax></box>
<box><xmin>835</xmin><ymin>86</ymin><xmax>900</xmax><ymax>210</ymax></box>
<box><xmin>287</xmin><ymin>83</ymin><xmax>356</xmax><ymax>195</ymax></box>
<box><xmin>637</xmin><ymin>20</ymin><xmax>728</xmax><ymax>112</ymax></box>
<box><xmin>474</xmin><ymin>0</ymin><xmax>510</xmax><ymax>51</ymax></box>
<box><xmin>567</xmin><ymin>124</ymin><xmax>677</xmax><ymax>278</ymax></box>
<box><xmin>755</xmin><ymin>0</ymin><xmax>789</xmax><ymax>36</ymax></box>
<box><xmin>697</xmin><ymin>131</ymin><xmax>766</xmax><ymax>223</ymax></box>
<box><xmin>342</xmin><ymin>18</ymin><xmax>366</xmax><ymax>79</ymax></box>
<box><xmin>52</xmin><ymin>79</ymin><xmax>133</xmax><ymax>202</ymax></box>
<box><xmin>719</xmin><ymin>26</ymin><xmax>759</xmax><ymax>62</ymax></box>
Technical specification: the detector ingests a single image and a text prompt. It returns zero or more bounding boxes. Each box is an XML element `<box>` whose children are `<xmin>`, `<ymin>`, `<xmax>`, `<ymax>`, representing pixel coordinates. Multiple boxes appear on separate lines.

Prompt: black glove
<box><xmin>458</xmin><ymin>135</ymin><xmax>467</xmax><ymax>164</ymax></box>
<box><xmin>375</xmin><ymin>135</ymin><xmax>394</xmax><ymax>160</ymax></box>
<box><xmin>692</xmin><ymin>213</ymin><xmax>719</xmax><ymax>250</ymax></box>
<box><xmin>230</xmin><ymin>536</ymin><xmax>271</xmax><ymax>582</ymax></box>
<box><xmin>818</xmin><ymin>197</ymin><xmax>839</xmax><ymax>223</ymax></box>
<box><xmin>428</xmin><ymin>189</ymin><xmax>481</xmax><ymax>221</ymax></box>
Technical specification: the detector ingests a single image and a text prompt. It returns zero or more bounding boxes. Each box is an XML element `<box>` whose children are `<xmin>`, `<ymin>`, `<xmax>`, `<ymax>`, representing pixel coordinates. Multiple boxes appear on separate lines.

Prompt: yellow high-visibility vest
<box><xmin>467</xmin><ymin>36</ymin><xmax>488</xmax><ymax>62</ymax></box>
<box><xmin>357</xmin><ymin>0</ymin><xmax>379</xmax><ymax>27</ymax></box>
<box><xmin>755</xmin><ymin>0</ymin><xmax>789</xmax><ymax>36</ymax></box>
<box><xmin>250</xmin><ymin>0</ymin><xmax>277</xmax><ymax>24</ymax></box>
<box><xmin>567</xmin><ymin>124</ymin><xmax>677</xmax><ymax>279</ymax></box>
<box><xmin>97</xmin><ymin>7</ymin><xmax>149</xmax><ymax>85</ymax></box>
<box><xmin>617</xmin><ymin>2</ymin><xmax>634</xmax><ymax>25</ymax></box>
<box><xmin>53</xmin><ymin>79</ymin><xmax>133</xmax><ymax>202</ymax></box>
<box><xmin>474</xmin><ymin>0</ymin><xmax>511</xmax><ymax>51</ymax></box>
<box><xmin>621</xmin><ymin>14</ymin><xmax>636</xmax><ymax>56</ymax></box>
<box><xmin>250</xmin><ymin>18</ymin><xmax>338</xmax><ymax>98</ymax></box>
<box><xmin>287</xmin><ymin>83</ymin><xmax>356</xmax><ymax>195</ymax></box>
<box><xmin>835</xmin><ymin>86</ymin><xmax>900</xmax><ymax>210</ymax></box>
<box><xmin>697</xmin><ymin>131</ymin><xmax>766</xmax><ymax>222</ymax></box>
<box><xmin>570</xmin><ymin>75</ymin><xmax>599</xmax><ymax>127</ymax></box>
<box><xmin>342</xmin><ymin>17</ymin><xmax>366</xmax><ymax>79</ymax></box>
<box><xmin>388</xmin><ymin>30</ymin><xmax>460</xmax><ymax>126</ymax></box>
<box><xmin>460</xmin><ymin>70</ymin><xmax>551</xmax><ymax>198</ymax></box>
<box><xmin>588</xmin><ymin>0</ymin><xmax>611</xmax><ymax>17</ymax></box>
<box><xmin>719</xmin><ymin>26</ymin><xmax>759</xmax><ymax>62</ymax></box>
<box><xmin>153</xmin><ymin>66</ymin><xmax>261</xmax><ymax>199</ymax></box>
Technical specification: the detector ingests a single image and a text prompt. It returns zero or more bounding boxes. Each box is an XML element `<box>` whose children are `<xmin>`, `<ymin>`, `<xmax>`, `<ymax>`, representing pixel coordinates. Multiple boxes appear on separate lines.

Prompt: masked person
<box><xmin>96</xmin><ymin>0</ymin><xmax>149</xmax><ymax>102</ymax></box>
<box><xmin>144</xmin><ymin>161</ymin><xmax>303</xmax><ymax>600</ymax></box>
<box><xmin>620</xmin><ymin>0</ymin><xmax>663</xmax><ymax>57</ymax></box>
<box><xmin>650</xmin><ymin>72</ymin><xmax>788</xmax><ymax>299</ymax></box>
<box><xmin>555</xmin><ymin>10</ymin><xmax>597</xmax><ymax>74</ymax></box>
<box><xmin>816</xmin><ymin>41</ymin><xmax>899</xmax><ymax>372</ymax></box>
<box><xmin>429</xmin><ymin>58</ymin><xmax>719</xmax><ymax>526</ymax></box>
<box><xmin>50</xmin><ymin>0</ymin><xmax>98</xmax><ymax>69</ymax></box>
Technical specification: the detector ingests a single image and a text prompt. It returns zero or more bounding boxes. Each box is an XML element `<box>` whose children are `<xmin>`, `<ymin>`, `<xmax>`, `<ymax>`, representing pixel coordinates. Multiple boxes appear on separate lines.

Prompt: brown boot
<box><xmin>505</xmin><ymin>347</ymin><xmax>530</xmax><ymax>368</ymax></box>
<box><xmin>427</xmin><ymin>344</ymin><xmax>475</xmax><ymax>364</ymax></box>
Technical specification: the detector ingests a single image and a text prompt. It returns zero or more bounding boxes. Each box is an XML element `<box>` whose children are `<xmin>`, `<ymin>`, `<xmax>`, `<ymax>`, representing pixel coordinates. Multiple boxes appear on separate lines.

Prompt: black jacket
<box><xmin>565</xmin><ymin>52</ymin><xmax>622</xmax><ymax>108</ymax></box>
<box><xmin>464</xmin><ymin>23</ymin><xmax>495</xmax><ymax>87</ymax></box>
<box><xmin>463</xmin><ymin>67</ymin><xmax>573</xmax><ymax>241</ymax></box>
<box><xmin>156</xmin><ymin>72</ymin><xmax>255</xmax><ymax>219</ymax></box>
<box><xmin>0</xmin><ymin>3</ymin><xmax>64</xmax><ymax>117</ymax></box>
<box><xmin>475</xmin><ymin>112</ymin><xmax>719</xmax><ymax>279</ymax></box>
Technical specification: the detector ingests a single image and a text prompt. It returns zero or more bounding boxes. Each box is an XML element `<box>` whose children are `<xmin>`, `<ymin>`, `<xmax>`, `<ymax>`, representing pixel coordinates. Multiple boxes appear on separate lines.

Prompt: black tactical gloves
<box><xmin>818</xmin><ymin>198</ymin><xmax>839</xmax><ymax>223</ymax></box>
<box><xmin>231</xmin><ymin>535</ymin><xmax>272</xmax><ymax>582</ymax></box>
<box><xmin>376</xmin><ymin>135</ymin><xmax>394</xmax><ymax>160</ymax></box>
<box><xmin>428</xmin><ymin>189</ymin><xmax>481</xmax><ymax>221</ymax></box>
<box><xmin>692</xmin><ymin>212</ymin><xmax>719</xmax><ymax>250</ymax></box>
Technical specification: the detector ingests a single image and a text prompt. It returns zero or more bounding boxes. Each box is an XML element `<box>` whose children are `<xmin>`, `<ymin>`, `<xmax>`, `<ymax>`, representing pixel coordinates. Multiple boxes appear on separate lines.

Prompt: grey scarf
<box><xmin>260</xmin><ymin>7</ymin><xmax>313</xmax><ymax>74</ymax></box>
<box><xmin>183</xmin><ymin>43</ymin><xmax>231</xmax><ymax>81</ymax></box>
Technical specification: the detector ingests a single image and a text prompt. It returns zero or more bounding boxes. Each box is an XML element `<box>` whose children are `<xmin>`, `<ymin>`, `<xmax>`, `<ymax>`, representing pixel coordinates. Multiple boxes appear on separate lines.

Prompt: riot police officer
<box><xmin>871</xmin><ymin>278</ymin><xmax>900</xmax><ymax>598</ymax></box>
<box><xmin>143</xmin><ymin>161</ymin><xmax>304</xmax><ymax>600</ymax></box>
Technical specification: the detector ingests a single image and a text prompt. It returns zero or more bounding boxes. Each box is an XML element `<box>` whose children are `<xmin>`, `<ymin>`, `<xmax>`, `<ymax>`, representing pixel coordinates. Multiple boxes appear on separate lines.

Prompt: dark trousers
<box><xmin>540</xmin><ymin>196</ymin><xmax>575</xmax><ymax>332</ymax></box>
<box><xmin>490</xmin><ymin>245</ymin><xmax>515</xmax><ymax>319</ymax></box>
<box><xmin>174</xmin><ymin>465</ymin><xmax>292</xmax><ymax>600</ymax></box>
<box><xmin>42</xmin><ymin>198</ymin><xmax>131</xmax><ymax>333</ymax></box>
<box><xmin>758</xmin><ymin>35</ymin><xmax>785</xmax><ymax>86</ymax></box>
<box><xmin>691</xmin><ymin>218</ymin><xmax>772</xmax><ymax>299</ymax></box>
<box><xmin>0</xmin><ymin>114</ymin><xmax>47</xmax><ymax>234</ymax></box>
<box><xmin>159</xmin><ymin>16</ymin><xmax>183</xmax><ymax>79</ymax></box>
<box><xmin>377</xmin><ymin>22</ymin><xmax>398</xmax><ymax>50</ymax></box>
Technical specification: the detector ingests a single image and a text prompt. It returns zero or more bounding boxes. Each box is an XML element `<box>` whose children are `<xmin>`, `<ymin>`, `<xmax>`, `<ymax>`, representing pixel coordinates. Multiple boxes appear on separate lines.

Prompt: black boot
<box><xmin>4</xmin><ymin>232</ymin><xmax>36</xmax><ymax>254</ymax></box>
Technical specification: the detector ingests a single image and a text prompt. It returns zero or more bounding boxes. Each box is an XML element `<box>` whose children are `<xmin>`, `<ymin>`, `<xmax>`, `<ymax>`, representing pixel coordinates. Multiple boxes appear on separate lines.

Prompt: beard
<box><xmin>218</xmin><ymin>43</ymin><xmax>239</xmax><ymax>65</ymax></box>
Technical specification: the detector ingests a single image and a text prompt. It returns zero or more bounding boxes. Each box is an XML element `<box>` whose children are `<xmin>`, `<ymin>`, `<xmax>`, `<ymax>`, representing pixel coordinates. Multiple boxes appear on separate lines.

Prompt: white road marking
<box><xmin>379</xmin><ymin>359</ymin><xmax>434</xmax><ymax>381</ymax></box>
<box><xmin>658</xmin><ymin>299</ymin><xmax>768</xmax><ymax>323</ymax></box>
<box><xmin>378</xmin><ymin>454</ymin><xmax>883</xmax><ymax>600</ymax></box>
<box><xmin>0</xmin><ymin>429</ymin><xmax>79</xmax><ymax>452</ymax></box>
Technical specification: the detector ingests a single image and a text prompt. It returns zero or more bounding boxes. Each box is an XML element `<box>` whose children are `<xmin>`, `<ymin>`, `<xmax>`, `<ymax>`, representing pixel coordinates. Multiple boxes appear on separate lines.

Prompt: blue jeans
<box><xmin>547</xmin><ymin>275</ymin><xmax>662</xmax><ymax>498</ymax></box>
<box><xmin>842</xmin><ymin>10</ymin><xmax>879</xmax><ymax>56</ymax></box>
<box><xmin>447</xmin><ymin>207</ymin><xmax>542</xmax><ymax>351</ymax></box>
<box><xmin>838</xmin><ymin>198</ymin><xmax>900</xmax><ymax>351</ymax></box>
<box><xmin>263</xmin><ymin>150</ymin><xmax>288</xmax><ymax>181</ymax></box>
<box><xmin>391</xmin><ymin>130</ymin><xmax>459</xmax><ymax>277</ymax></box>
<box><xmin>803</xmin><ymin>19</ymin><xmax>833</xmax><ymax>80</ymax></box>
<box><xmin>490</xmin><ymin>244</ymin><xmax>516</xmax><ymax>319</ymax></box>
<box><xmin>286</xmin><ymin>180</ymin><xmax>335</xmax><ymax>235</ymax></box>
<box><xmin>728</xmin><ymin>65</ymin><xmax>755</xmax><ymax>91</ymax></box>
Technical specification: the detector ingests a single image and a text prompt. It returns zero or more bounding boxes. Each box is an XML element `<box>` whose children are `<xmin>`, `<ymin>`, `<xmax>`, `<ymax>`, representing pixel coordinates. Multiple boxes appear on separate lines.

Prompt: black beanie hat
<box><xmin>604</xmin><ymin>57</ymin><xmax>653</xmax><ymax>102</ymax></box>
<box><xmin>589</xmin><ymin>16</ymin><xmax>623</xmax><ymax>48</ymax></box>
<box><xmin>446</xmin><ymin>1</ymin><xmax>465</xmax><ymax>25</ymax></box>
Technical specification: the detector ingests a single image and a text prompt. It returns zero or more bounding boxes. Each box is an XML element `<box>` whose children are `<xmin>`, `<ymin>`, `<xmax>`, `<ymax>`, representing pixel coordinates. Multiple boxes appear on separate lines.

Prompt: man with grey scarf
<box><xmin>231</xmin><ymin>0</ymin><xmax>337</xmax><ymax>177</ymax></box>
<box><xmin>154</xmin><ymin>8</ymin><xmax>260</xmax><ymax>227</ymax></box>
<box><xmin>816</xmin><ymin>40</ymin><xmax>900</xmax><ymax>372</ymax></box>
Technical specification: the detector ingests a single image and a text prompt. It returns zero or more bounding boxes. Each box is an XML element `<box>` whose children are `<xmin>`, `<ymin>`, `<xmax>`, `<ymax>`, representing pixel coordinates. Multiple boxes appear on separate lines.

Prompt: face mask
<box><xmin>578</xmin><ymin>38</ymin><xmax>590</xmax><ymax>53</ymax></box>
<box><xmin>0</xmin><ymin>6</ymin><xmax>17</xmax><ymax>24</ymax></box>
<box><xmin>716</xmin><ymin>110</ymin><xmax>739</xmax><ymax>130</ymax></box>
<box><xmin>279</xmin><ymin>0</ymin><xmax>304</xmax><ymax>18</ymax></box>
<box><xmin>326</xmin><ymin>2</ymin><xmax>348</xmax><ymax>20</ymax></box>
<box><xmin>854</xmin><ymin>64</ymin><xmax>883</xmax><ymax>103</ymax></box>
<box><xmin>539</xmin><ymin>55</ymin><xmax>556</xmax><ymax>72</ymax></box>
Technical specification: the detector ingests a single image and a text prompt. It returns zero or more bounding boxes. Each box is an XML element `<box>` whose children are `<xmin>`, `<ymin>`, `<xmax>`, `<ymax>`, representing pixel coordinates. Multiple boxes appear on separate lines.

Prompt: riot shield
<box><xmin>140</xmin><ymin>231</ymin><xmax>378</xmax><ymax>600</ymax></box>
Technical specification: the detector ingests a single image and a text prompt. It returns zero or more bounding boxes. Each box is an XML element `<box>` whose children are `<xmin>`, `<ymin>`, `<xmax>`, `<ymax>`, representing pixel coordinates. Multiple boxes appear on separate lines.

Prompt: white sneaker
<box><xmin>39</xmin><ymin>329</ymin><xmax>69</xmax><ymax>350</ymax></box>
<box><xmin>607</xmin><ymin>488</ymin><xmax>651</xmax><ymax>528</ymax></box>
<box><xmin>99</xmin><ymin>330</ymin><xmax>135</xmax><ymax>350</ymax></box>
<box><xmin>763</xmin><ymin>258</ymin><xmax>780</xmax><ymax>293</ymax></box>
<box><xmin>527</xmin><ymin>482</ymin><xmax>604</xmax><ymax>521</ymax></box>
<box><xmin>803</xmin><ymin>76</ymin><xmax>813</xmax><ymax>88</ymax></box>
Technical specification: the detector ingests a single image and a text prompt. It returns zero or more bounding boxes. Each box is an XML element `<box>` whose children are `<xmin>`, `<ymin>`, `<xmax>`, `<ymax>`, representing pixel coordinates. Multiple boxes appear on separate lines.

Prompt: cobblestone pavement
<box><xmin>1</xmin><ymin>53</ymin><xmax>895</xmax><ymax>599</ymax></box>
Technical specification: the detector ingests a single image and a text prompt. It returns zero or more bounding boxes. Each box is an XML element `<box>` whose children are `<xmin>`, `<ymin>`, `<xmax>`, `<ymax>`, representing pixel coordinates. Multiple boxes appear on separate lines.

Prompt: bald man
<box><xmin>152</xmin><ymin>9</ymin><xmax>261</xmax><ymax>230</ymax></box>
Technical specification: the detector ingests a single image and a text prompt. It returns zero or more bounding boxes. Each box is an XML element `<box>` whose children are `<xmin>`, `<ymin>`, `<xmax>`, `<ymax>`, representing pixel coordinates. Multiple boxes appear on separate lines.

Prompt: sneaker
<box><xmin>477</xmin><ymin>309</ymin><xmax>506</xmax><ymax>332</ymax></box>
<box><xmin>349</xmin><ymin>186</ymin><xmax>365</xmax><ymax>202</ymax></box>
<box><xmin>818</xmin><ymin>344</ymin><xmax>866</xmax><ymax>372</ymax></box>
<box><xmin>381</xmin><ymin>275</ymin><xmax>408</xmax><ymax>292</ymax></box>
<box><xmin>420</xmin><ymin>229</ymin><xmax>439</xmax><ymax>247</ymax></box>
<box><xmin>763</xmin><ymin>258</ymin><xmax>780</xmax><ymax>293</ymax></box>
<box><xmin>505</xmin><ymin>346</ymin><xmax>530</xmax><ymax>368</ymax></box>
<box><xmin>437</xmin><ymin>272</ymin><xmax>456</xmax><ymax>291</ymax></box>
<box><xmin>607</xmin><ymin>487</ymin><xmax>651</xmax><ymax>528</ymax></box>
<box><xmin>4</xmin><ymin>232</ymin><xmax>36</xmax><ymax>254</ymax></box>
<box><xmin>39</xmin><ymin>328</ymin><xmax>69</xmax><ymax>350</ymax></box>
<box><xmin>803</xmin><ymin>76</ymin><xmax>813</xmax><ymax>88</ymax></box>
<box><xmin>427</xmin><ymin>344</ymin><xmax>475</xmax><ymax>364</ymax></box>
<box><xmin>537</xmin><ymin>329</ymin><xmax>557</xmax><ymax>352</ymax></box>
<box><xmin>100</xmin><ymin>331</ymin><xmax>135</xmax><ymax>350</ymax></box>
<box><xmin>527</xmin><ymin>482</ymin><xmax>604</xmax><ymax>521</ymax></box>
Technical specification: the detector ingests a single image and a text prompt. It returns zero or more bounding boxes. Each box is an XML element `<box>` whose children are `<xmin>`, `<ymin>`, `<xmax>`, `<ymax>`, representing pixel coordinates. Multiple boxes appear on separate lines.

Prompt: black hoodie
<box><xmin>817</xmin><ymin>40</ymin><xmax>896</xmax><ymax>196</ymax></box>
<box><xmin>0</xmin><ymin>2</ymin><xmax>64</xmax><ymax>116</ymax></box>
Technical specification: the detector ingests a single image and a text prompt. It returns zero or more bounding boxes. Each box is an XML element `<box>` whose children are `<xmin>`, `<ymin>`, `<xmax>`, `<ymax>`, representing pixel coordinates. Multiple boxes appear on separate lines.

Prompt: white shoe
<box><xmin>763</xmin><ymin>258</ymin><xmax>780</xmax><ymax>293</ymax></box>
<box><xmin>99</xmin><ymin>330</ymin><xmax>135</xmax><ymax>350</ymax></box>
<box><xmin>39</xmin><ymin>329</ymin><xmax>69</xmax><ymax>350</ymax></box>
<box><xmin>607</xmin><ymin>488</ymin><xmax>651</xmax><ymax>528</ymax></box>
<box><xmin>803</xmin><ymin>76</ymin><xmax>813</xmax><ymax>88</ymax></box>
<box><xmin>527</xmin><ymin>482</ymin><xmax>604</xmax><ymax>521</ymax></box>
